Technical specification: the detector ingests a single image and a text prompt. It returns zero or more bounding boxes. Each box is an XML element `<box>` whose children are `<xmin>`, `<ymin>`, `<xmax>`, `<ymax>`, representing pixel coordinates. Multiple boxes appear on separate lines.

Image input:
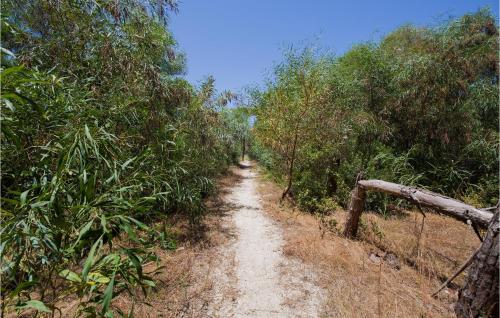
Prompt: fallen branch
<box><xmin>344</xmin><ymin>179</ymin><xmax>493</xmax><ymax>238</ymax></box>
<box><xmin>431</xmin><ymin>247</ymin><xmax>480</xmax><ymax>297</ymax></box>
<box><xmin>342</xmin><ymin>178</ymin><xmax>498</xmax><ymax>315</ymax></box>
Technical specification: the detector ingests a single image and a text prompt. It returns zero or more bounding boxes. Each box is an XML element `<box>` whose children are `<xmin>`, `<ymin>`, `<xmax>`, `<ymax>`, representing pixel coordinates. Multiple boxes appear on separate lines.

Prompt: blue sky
<box><xmin>170</xmin><ymin>0</ymin><xmax>499</xmax><ymax>94</ymax></box>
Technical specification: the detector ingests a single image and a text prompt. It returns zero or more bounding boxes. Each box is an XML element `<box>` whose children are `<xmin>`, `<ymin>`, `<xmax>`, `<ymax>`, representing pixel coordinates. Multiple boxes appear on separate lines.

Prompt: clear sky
<box><xmin>170</xmin><ymin>0</ymin><xmax>499</xmax><ymax>94</ymax></box>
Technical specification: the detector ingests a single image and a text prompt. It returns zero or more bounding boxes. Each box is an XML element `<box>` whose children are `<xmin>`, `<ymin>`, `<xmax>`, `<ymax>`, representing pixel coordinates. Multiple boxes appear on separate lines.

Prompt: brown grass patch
<box><xmin>256</xmin><ymin>170</ymin><xmax>480</xmax><ymax>318</ymax></box>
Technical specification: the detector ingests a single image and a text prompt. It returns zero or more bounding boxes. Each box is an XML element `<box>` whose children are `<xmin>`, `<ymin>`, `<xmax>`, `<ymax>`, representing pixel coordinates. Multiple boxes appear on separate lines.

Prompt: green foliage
<box><xmin>1</xmin><ymin>1</ymin><xmax>248</xmax><ymax>316</ymax></box>
<box><xmin>252</xmin><ymin>47</ymin><xmax>337</xmax><ymax>199</ymax></box>
<box><xmin>250</xmin><ymin>9</ymin><xmax>498</xmax><ymax>212</ymax></box>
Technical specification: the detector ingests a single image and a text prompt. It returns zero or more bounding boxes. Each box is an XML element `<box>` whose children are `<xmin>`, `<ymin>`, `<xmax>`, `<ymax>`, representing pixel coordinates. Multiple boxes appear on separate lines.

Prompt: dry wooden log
<box><xmin>343</xmin><ymin>179</ymin><xmax>493</xmax><ymax>238</ymax></box>
<box><xmin>352</xmin><ymin>179</ymin><xmax>491</xmax><ymax>232</ymax></box>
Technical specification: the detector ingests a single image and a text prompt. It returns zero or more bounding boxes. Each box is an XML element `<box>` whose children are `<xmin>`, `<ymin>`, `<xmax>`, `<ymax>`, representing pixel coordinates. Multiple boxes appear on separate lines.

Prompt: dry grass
<box><xmin>256</xmin><ymin>170</ymin><xmax>480</xmax><ymax>318</ymax></box>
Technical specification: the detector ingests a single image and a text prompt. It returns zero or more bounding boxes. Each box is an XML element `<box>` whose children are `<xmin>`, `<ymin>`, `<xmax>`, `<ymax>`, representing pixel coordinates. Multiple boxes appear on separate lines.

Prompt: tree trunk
<box><xmin>281</xmin><ymin>132</ymin><xmax>298</xmax><ymax>200</ymax></box>
<box><xmin>281</xmin><ymin>157</ymin><xmax>294</xmax><ymax>200</ymax></box>
<box><xmin>241</xmin><ymin>137</ymin><xmax>245</xmax><ymax>161</ymax></box>
<box><xmin>343</xmin><ymin>183</ymin><xmax>367</xmax><ymax>238</ymax></box>
<box><xmin>455</xmin><ymin>209</ymin><xmax>499</xmax><ymax>318</ymax></box>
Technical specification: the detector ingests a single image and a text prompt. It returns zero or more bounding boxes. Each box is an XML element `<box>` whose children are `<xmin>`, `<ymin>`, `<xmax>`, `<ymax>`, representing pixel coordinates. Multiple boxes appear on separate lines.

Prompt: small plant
<box><xmin>370</xmin><ymin>220</ymin><xmax>385</xmax><ymax>241</ymax></box>
<box><xmin>358</xmin><ymin>218</ymin><xmax>385</xmax><ymax>242</ymax></box>
<box><xmin>318</xmin><ymin>214</ymin><xmax>340</xmax><ymax>237</ymax></box>
<box><xmin>317</xmin><ymin>197</ymin><xmax>341</xmax><ymax>215</ymax></box>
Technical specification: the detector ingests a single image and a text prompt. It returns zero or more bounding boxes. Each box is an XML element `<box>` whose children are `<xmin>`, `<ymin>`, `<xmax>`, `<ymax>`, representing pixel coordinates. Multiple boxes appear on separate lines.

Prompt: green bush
<box><xmin>250</xmin><ymin>9</ymin><xmax>498</xmax><ymax>214</ymax></box>
<box><xmin>1</xmin><ymin>1</ymin><xmax>249</xmax><ymax>315</ymax></box>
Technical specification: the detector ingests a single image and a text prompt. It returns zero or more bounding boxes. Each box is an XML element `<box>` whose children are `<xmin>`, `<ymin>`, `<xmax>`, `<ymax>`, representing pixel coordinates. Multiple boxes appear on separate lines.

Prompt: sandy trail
<box><xmin>208</xmin><ymin>161</ymin><xmax>323</xmax><ymax>317</ymax></box>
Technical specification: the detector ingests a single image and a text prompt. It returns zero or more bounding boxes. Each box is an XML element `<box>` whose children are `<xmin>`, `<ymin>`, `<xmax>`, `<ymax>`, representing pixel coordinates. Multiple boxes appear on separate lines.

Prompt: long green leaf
<box><xmin>101</xmin><ymin>271</ymin><xmax>115</xmax><ymax>315</ymax></box>
<box><xmin>17</xmin><ymin>300</ymin><xmax>51</xmax><ymax>313</ymax></box>
<box><xmin>82</xmin><ymin>237</ymin><xmax>102</xmax><ymax>281</ymax></box>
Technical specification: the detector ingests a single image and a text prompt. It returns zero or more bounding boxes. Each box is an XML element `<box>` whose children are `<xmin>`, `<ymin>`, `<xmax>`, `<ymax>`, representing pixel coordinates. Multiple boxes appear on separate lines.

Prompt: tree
<box><xmin>455</xmin><ymin>209</ymin><xmax>499</xmax><ymax>318</ymax></box>
<box><xmin>250</xmin><ymin>9</ymin><xmax>498</xmax><ymax>210</ymax></box>
<box><xmin>253</xmin><ymin>48</ymin><xmax>332</xmax><ymax>200</ymax></box>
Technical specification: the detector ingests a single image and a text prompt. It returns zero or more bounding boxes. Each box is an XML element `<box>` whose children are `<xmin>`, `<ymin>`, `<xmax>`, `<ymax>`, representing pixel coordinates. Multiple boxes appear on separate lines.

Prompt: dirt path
<box><xmin>207</xmin><ymin>161</ymin><xmax>324</xmax><ymax>317</ymax></box>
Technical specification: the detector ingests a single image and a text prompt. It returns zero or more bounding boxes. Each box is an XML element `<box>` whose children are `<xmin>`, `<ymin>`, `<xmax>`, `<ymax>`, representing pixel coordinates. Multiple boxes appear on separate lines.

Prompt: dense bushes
<box><xmin>250</xmin><ymin>9</ymin><xmax>498</xmax><ymax>213</ymax></box>
<box><xmin>1</xmin><ymin>1</ymin><xmax>246</xmax><ymax>315</ymax></box>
